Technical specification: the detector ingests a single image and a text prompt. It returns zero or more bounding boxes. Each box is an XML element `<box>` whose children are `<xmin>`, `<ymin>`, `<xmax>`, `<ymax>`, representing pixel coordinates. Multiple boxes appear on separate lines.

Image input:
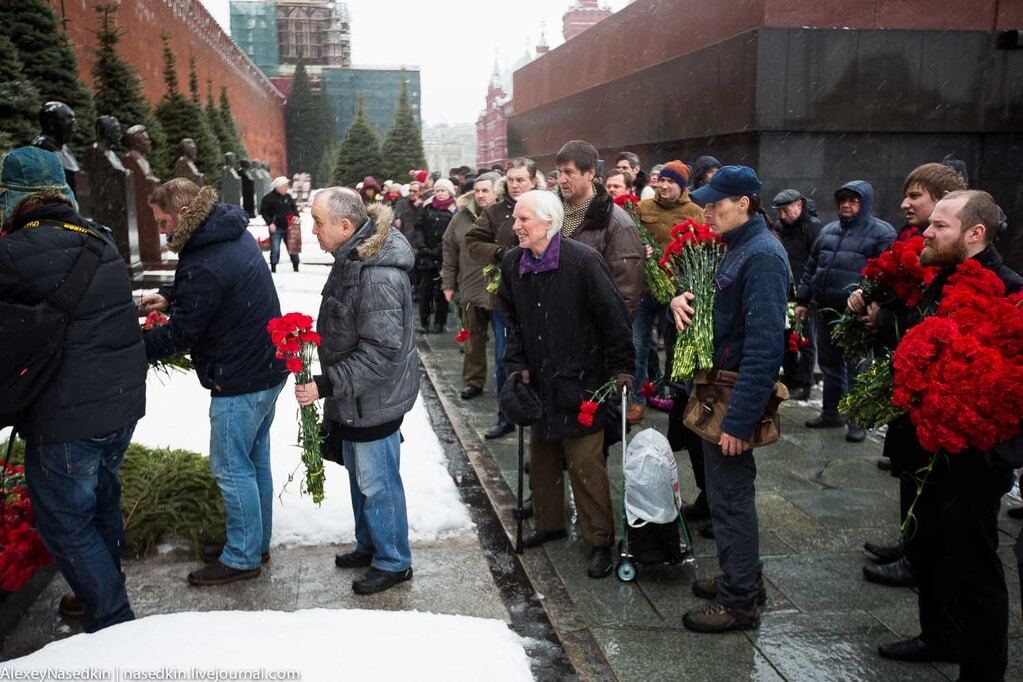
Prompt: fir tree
<box><xmin>0</xmin><ymin>0</ymin><xmax>95</xmax><ymax>150</ymax></box>
<box><xmin>333</xmin><ymin>99</ymin><xmax>382</xmax><ymax>187</ymax></box>
<box><xmin>205</xmin><ymin>80</ymin><xmax>232</xmax><ymax>158</ymax></box>
<box><xmin>188</xmin><ymin>56</ymin><xmax>201</xmax><ymax>105</ymax></box>
<box><xmin>154</xmin><ymin>36</ymin><xmax>219</xmax><ymax>179</ymax></box>
<box><xmin>380</xmin><ymin>76</ymin><xmax>425</xmax><ymax>181</ymax></box>
<box><xmin>286</xmin><ymin>61</ymin><xmax>334</xmax><ymax>184</ymax></box>
<box><xmin>317</xmin><ymin>141</ymin><xmax>340</xmax><ymax>190</ymax></box>
<box><xmin>219</xmin><ymin>86</ymin><xmax>247</xmax><ymax>161</ymax></box>
<box><xmin>0</xmin><ymin>32</ymin><xmax>42</xmax><ymax>149</ymax></box>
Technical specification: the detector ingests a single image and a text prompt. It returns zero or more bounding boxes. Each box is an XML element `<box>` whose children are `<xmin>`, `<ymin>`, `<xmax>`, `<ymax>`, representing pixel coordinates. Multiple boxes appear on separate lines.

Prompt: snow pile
<box><xmin>135</xmin><ymin>211</ymin><xmax>474</xmax><ymax>547</ymax></box>
<box><xmin>5</xmin><ymin>609</ymin><xmax>534</xmax><ymax>681</ymax></box>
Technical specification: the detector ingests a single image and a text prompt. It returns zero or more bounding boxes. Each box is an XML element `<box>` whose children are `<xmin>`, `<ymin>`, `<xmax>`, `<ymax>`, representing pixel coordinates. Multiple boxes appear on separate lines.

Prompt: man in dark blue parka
<box><xmin>795</xmin><ymin>180</ymin><xmax>895</xmax><ymax>442</ymax></box>
<box><xmin>140</xmin><ymin>179</ymin><xmax>287</xmax><ymax>586</ymax></box>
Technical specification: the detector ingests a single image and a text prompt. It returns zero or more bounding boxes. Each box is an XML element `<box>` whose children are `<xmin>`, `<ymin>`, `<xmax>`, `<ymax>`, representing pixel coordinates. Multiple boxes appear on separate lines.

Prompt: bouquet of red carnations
<box><xmin>891</xmin><ymin>260</ymin><xmax>1023</xmax><ymax>454</ymax></box>
<box><xmin>141</xmin><ymin>311</ymin><xmax>194</xmax><ymax>376</ymax></box>
<box><xmin>267</xmin><ymin>312</ymin><xmax>325</xmax><ymax>504</ymax></box>
<box><xmin>576</xmin><ymin>377</ymin><xmax>621</xmax><ymax>427</ymax></box>
<box><xmin>0</xmin><ymin>462</ymin><xmax>51</xmax><ymax>592</ymax></box>
<box><xmin>614</xmin><ymin>193</ymin><xmax>676</xmax><ymax>304</ymax></box>
<box><xmin>658</xmin><ymin>219</ymin><xmax>725</xmax><ymax>382</ymax></box>
<box><xmin>831</xmin><ymin>236</ymin><xmax>939</xmax><ymax>358</ymax></box>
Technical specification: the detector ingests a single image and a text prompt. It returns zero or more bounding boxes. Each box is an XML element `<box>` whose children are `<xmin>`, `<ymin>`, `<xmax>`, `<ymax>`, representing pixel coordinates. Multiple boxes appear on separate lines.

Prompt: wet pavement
<box><xmin>418</xmin><ymin>330</ymin><xmax>1023</xmax><ymax>682</ymax></box>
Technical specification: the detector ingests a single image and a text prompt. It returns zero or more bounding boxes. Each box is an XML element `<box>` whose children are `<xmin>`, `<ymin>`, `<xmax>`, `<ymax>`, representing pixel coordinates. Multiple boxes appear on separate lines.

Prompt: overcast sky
<box><xmin>201</xmin><ymin>0</ymin><xmax>630</xmax><ymax>126</ymax></box>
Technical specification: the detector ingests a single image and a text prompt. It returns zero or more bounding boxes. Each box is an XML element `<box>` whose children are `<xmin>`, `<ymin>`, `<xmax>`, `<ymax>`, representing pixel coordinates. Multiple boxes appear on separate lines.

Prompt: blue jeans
<box><xmin>491</xmin><ymin>308</ymin><xmax>509</xmax><ymax>425</ymax></box>
<box><xmin>344</xmin><ymin>431</ymin><xmax>411</xmax><ymax>572</ymax></box>
<box><xmin>209</xmin><ymin>382</ymin><xmax>284</xmax><ymax>570</ymax></box>
<box><xmin>25</xmin><ymin>424</ymin><xmax>136</xmax><ymax>632</ymax></box>
<box><xmin>631</xmin><ymin>294</ymin><xmax>664</xmax><ymax>406</ymax></box>
<box><xmin>269</xmin><ymin>229</ymin><xmax>298</xmax><ymax>267</ymax></box>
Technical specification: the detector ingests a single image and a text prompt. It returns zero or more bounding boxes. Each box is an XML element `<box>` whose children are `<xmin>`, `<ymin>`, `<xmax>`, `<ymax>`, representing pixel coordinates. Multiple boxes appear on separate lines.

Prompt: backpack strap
<box><xmin>45</xmin><ymin>230</ymin><xmax>106</xmax><ymax>316</ymax></box>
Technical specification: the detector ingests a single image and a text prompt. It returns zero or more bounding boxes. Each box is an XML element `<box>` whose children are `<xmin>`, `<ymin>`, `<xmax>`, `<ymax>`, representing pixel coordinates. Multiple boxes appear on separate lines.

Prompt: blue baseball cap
<box><xmin>689</xmin><ymin>165</ymin><xmax>763</xmax><ymax>207</ymax></box>
<box><xmin>0</xmin><ymin>146</ymin><xmax>77</xmax><ymax>223</ymax></box>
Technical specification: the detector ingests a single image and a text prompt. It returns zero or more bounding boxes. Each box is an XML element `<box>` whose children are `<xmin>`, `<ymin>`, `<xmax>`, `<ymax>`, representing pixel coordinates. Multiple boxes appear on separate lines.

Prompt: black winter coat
<box><xmin>797</xmin><ymin>181</ymin><xmax>896</xmax><ymax>311</ymax></box>
<box><xmin>259</xmin><ymin>190</ymin><xmax>297</xmax><ymax>231</ymax></box>
<box><xmin>497</xmin><ymin>236</ymin><xmax>635</xmax><ymax>441</ymax></box>
<box><xmin>773</xmin><ymin>206</ymin><xmax>822</xmax><ymax>297</ymax></box>
<box><xmin>144</xmin><ymin>195</ymin><xmax>287</xmax><ymax>396</ymax></box>
<box><xmin>0</xmin><ymin>203</ymin><xmax>147</xmax><ymax>443</ymax></box>
<box><xmin>412</xmin><ymin>200</ymin><xmax>454</xmax><ymax>271</ymax></box>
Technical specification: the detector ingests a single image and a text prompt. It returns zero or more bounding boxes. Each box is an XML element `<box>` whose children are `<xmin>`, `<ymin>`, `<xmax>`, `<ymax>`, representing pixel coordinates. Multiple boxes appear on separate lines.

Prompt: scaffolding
<box><xmin>229</xmin><ymin>1</ymin><xmax>280</xmax><ymax>76</ymax></box>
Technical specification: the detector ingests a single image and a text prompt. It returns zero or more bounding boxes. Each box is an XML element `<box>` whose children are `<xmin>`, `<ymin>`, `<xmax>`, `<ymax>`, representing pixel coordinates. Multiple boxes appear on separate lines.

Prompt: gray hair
<box><xmin>475</xmin><ymin>172</ymin><xmax>501</xmax><ymax>189</ymax></box>
<box><xmin>317</xmin><ymin>186</ymin><xmax>366</xmax><ymax>226</ymax></box>
<box><xmin>518</xmin><ymin>189</ymin><xmax>564</xmax><ymax>238</ymax></box>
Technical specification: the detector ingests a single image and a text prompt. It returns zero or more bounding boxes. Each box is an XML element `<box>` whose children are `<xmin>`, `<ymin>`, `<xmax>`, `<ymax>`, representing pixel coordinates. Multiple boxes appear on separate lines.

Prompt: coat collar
<box><xmin>168</xmin><ymin>185</ymin><xmax>218</xmax><ymax>253</ymax></box>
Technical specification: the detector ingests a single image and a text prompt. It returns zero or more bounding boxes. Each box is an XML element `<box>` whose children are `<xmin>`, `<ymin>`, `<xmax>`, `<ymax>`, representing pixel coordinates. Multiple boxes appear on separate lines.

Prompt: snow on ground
<box><xmin>5</xmin><ymin>609</ymin><xmax>534</xmax><ymax>681</ymax></box>
<box><xmin>135</xmin><ymin>210</ymin><xmax>473</xmax><ymax>546</ymax></box>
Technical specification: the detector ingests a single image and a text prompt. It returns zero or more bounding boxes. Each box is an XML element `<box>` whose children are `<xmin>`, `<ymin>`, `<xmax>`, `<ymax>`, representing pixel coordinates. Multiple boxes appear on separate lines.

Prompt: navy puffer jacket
<box><xmin>796</xmin><ymin>181</ymin><xmax>896</xmax><ymax>311</ymax></box>
<box><xmin>144</xmin><ymin>187</ymin><xmax>287</xmax><ymax>396</ymax></box>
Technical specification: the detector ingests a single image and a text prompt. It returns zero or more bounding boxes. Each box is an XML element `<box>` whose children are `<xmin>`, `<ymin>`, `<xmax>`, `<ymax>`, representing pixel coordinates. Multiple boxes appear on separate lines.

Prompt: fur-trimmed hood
<box><xmin>168</xmin><ymin>186</ymin><xmax>249</xmax><ymax>254</ymax></box>
<box><xmin>455</xmin><ymin>190</ymin><xmax>480</xmax><ymax>219</ymax></box>
<box><xmin>346</xmin><ymin>203</ymin><xmax>413</xmax><ymax>271</ymax></box>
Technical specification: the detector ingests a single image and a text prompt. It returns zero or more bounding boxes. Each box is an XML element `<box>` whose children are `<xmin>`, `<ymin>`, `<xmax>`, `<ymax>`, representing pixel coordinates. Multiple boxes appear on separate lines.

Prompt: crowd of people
<box><xmin>2</xmin><ymin>134</ymin><xmax>1021</xmax><ymax>681</ymax></box>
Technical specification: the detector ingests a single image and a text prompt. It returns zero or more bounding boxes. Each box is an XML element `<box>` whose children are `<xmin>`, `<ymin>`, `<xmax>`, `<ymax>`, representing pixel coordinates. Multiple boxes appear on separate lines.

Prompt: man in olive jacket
<box><xmin>295</xmin><ymin>190</ymin><xmax>419</xmax><ymax>597</ymax></box>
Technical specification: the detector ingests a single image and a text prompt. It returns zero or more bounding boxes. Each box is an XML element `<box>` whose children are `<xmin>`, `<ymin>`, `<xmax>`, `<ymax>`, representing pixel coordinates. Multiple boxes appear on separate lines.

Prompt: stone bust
<box><xmin>124</xmin><ymin>124</ymin><xmax>159</xmax><ymax>183</ymax></box>
<box><xmin>173</xmin><ymin>137</ymin><xmax>204</xmax><ymax>186</ymax></box>
<box><xmin>33</xmin><ymin>101</ymin><xmax>80</xmax><ymax>173</ymax></box>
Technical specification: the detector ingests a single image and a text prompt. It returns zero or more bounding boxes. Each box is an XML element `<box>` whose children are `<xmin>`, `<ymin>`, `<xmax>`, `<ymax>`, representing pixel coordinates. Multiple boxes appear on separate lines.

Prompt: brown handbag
<box><xmin>682</xmin><ymin>369</ymin><xmax>789</xmax><ymax>447</ymax></box>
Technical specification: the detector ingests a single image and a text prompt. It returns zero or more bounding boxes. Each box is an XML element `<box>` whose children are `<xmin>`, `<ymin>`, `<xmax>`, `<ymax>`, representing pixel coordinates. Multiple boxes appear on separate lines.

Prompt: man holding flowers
<box><xmin>140</xmin><ymin>179</ymin><xmax>287</xmax><ymax>587</ymax></box>
<box><xmin>669</xmin><ymin>166</ymin><xmax>789</xmax><ymax>633</ymax></box>
<box><xmin>869</xmin><ymin>190</ymin><xmax>1021</xmax><ymax>680</ymax></box>
<box><xmin>294</xmin><ymin>189</ymin><xmax>419</xmax><ymax>596</ymax></box>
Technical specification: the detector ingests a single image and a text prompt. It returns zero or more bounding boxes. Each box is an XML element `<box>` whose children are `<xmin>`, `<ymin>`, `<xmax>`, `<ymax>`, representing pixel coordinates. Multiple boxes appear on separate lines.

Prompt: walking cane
<box><xmin>515</xmin><ymin>425</ymin><xmax>525</xmax><ymax>554</ymax></box>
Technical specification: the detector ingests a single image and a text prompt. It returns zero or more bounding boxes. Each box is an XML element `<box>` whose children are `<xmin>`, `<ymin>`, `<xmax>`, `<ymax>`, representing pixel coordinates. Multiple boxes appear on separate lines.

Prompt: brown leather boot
<box><xmin>58</xmin><ymin>593</ymin><xmax>84</xmax><ymax>619</ymax></box>
<box><xmin>683</xmin><ymin>601</ymin><xmax>760</xmax><ymax>633</ymax></box>
<box><xmin>626</xmin><ymin>404</ymin><xmax>646</xmax><ymax>425</ymax></box>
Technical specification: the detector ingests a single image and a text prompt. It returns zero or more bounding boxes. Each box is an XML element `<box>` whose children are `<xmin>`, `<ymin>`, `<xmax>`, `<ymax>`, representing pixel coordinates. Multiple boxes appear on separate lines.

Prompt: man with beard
<box><xmin>867</xmin><ymin>191</ymin><xmax>1020</xmax><ymax>680</ymax></box>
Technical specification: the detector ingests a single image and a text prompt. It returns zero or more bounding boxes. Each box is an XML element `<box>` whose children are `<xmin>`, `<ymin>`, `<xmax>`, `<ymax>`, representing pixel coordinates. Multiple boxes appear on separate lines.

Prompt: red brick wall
<box><xmin>513</xmin><ymin>0</ymin><xmax>1015</xmax><ymax>115</ymax></box>
<box><xmin>50</xmin><ymin>0</ymin><xmax>287</xmax><ymax>173</ymax></box>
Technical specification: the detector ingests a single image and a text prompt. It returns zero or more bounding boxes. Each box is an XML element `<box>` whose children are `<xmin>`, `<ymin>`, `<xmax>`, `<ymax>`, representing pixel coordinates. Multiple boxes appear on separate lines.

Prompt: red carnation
<box><xmin>639</xmin><ymin>381</ymin><xmax>657</xmax><ymax>399</ymax></box>
<box><xmin>579</xmin><ymin>400</ymin><xmax>599</xmax><ymax>414</ymax></box>
<box><xmin>613</xmin><ymin>193</ymin><xmax>640</xmax><ymax>209</ymax></box>
<box><xmin>143</xmin><ymin>311</ymin><xmax>169</xmax><ymax>330</ymax></box>
<box><xmin>577</xmin><ymin>412</ymin><xmax>595</xmax><ymax>427</ymax></box>
<box><xmin>285</xmin><ymin>357</ymin><xmax>304</xmax><ymax>374</ymax></box>
<box><xmin>454</xmin><ymin>328</ymin><xmax>471</xmax><ymax>344</ymax></box>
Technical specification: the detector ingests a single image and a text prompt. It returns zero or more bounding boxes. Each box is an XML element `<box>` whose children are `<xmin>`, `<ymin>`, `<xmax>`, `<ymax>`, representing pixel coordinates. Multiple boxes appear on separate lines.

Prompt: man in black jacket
<box><xmin>259</xmin><ymin>176</ymin><xmax>299</xmax><ymax>273</ymax></box>
<box><xmin>870</xmin><ymin>190</ymin><xmax>1021</xmax><ymax>681</ymax></box>
<box><xmin>795</xmin><ymin>181</ymin><xmax>896</xmax><ymax>442</ymax></box>
<box><xmin>141</xmin><ymin>179</ymin><xmax>288</xmax><ymax>587</ymax></box>
<box><xmin>0</xmin><ymin>146</ymin><xmax>146</xmax><ymax>632</ymax></box>
<box><xmin>498</xmin><ymin>190</ymin><xmax>634</xmax><ymax>580</ymax></box>
<box><xmin>772</xmin><ymin>189</ymin><xmax>823</xmax><ymax>400</ymax></box>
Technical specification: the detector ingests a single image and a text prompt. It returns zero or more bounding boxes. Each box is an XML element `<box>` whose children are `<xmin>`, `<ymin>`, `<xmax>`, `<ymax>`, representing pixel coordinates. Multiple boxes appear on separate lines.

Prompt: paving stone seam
<box><xmin>417</xmin><ymin>341</ymin><xmax>618</xmax><ymax>682</ymax></box>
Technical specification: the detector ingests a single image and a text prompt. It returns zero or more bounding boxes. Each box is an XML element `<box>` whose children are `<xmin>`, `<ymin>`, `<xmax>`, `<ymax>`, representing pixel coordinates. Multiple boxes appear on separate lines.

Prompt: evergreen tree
<box><xmin>187</xmin><ymin>57</ymin><xmax>221</xmax><ymax>177</ymax></box>
<box><xmin>188</xmin><ymin>56</ymin><xmax>201</xmax><ymax>105</ymax></box>
<box><xmin>0</xmin><ymin>32</ymin><xmax>42</xmax><ymax>149</ymax></box>
<box><xmin>333</xmin><ymin>99</ymin><xmax>382</xmax><ymax>187</ymax></box>
<box><xmin>89</xmin><ymin>5</ymin><xmax>170</xmax><ymax>175</ymax></box>
<box><xmin>205</xmin><ymin>80</ymin><xmax>232</xmax><ymax>158</ymax></box>
<box><xmin>0</xmin><ymin>0</ymin><xmax>96</xmax><ymax>150</ymax></box>
<box><xmin>286</xmin><ymin>61</ymin><xmax>334</xmax><ymax>184</ymax></box>
<box><xmin>380</xmin><ymin>76</ymin><xmax>425</xmax><ymax>181</ymax></box>
<box><xmin>317</xmin><ymin>141</ymin><xmax>340</xmax><ymax>190</ymax></box>
<box><xmin>154</xmin><ymin>35</ymin><xmax>219</xmax><ymax>179</ymax></box>
<box><xmin>219</xmin><ymin>86</ymin><xmax>247</xmax><ymax>161</ymax></box>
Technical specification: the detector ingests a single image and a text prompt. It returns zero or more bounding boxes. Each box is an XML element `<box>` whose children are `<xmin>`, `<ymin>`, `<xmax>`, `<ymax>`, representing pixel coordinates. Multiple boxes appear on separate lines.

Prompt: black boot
<box><xmin>587</xmin><ymin>545</ymin><xmax>613</xmax><ymax>579</ymax></box>
<box><xmin>352</xmin><ymin>567</ymin><xmax>413</xmax><ymax>595</ymax></box>
<box><xmin>187</xmin><ymin>561</ymin><xmax>261</xmax><ymax>586</ymax></box>
<box><xmin>522</xmin><ymin>528</ymin><xmax>567</xmax><ymax>548</ymax></box>
<box><xmin>805</xmin><ymin>413</ymin><xmax>844</xmax><ymax>428</ymax></box>
<box><xmin>878</xmin><ymin>636</ymin><xmax>960</xmax><ymax>663</ymax></box>
<box><xmin>863</xmin><ymin>541</ymin><xmax>902</xmax><ymax>563</ymax></box>
<box><xmin>271</xmin><ymin>263</ymin><xmax>277</xmax><ymax>273</ymax></box>
<box><xmin>335</xmin><ymin>550</ymin><xmax>374</xmax><ymax>569</ymax></box>
<box><xmin>292</xmin><ymin>260</ymin><xmax>299</xmax><ymax>273</ymax></box>
<box><xmin>682</xmin><ymin>492</ymin><xmax>710</xmax><ymax>521</ymax></box>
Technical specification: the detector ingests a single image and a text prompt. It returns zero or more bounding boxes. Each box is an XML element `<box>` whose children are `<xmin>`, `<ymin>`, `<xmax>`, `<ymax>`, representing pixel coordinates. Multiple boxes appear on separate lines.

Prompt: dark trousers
<box><xmin>703</xmin><ymin>440</ymin><xmax>762</xmax><ymax>607</ymax></box>
<box><xmin>269</xmin><ymin>229</ymin><xmax>298</xmax><ymax>267</ymax></box>
<box><xmin>668</xmin><ymin>390</ymin><xmax>706</xmax><ymax>494</ymax></box>
<box><xmin>816</xmin><ymin>309</ymin><xmax>860</xmax><ymax>416</ymax></box>
<box><xmin>462</xmin><ymin>305</ymin><xmax>490</xmax><ymax>390</ymax></box>
<box><xmin>905</xmin><ymin>457</ymin><xmax>1013</xmax><ymax>681</ymax></box>
<box><xmin>782</xmin><ymin>309</ymin><xmax>817</xmax><ymax>389</ymax></box>
<box><xmin>417</xmin><ymin>268</ymin><xmax>448</xmax><ymax>329</ymax></box>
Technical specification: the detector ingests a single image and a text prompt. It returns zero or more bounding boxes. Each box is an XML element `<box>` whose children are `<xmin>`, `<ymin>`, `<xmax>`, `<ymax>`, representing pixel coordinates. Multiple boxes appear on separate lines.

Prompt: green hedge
<box><xmin>5</xmin><ymin>439</ymin><xmax>224</xmax><ymax>558</ymax></box>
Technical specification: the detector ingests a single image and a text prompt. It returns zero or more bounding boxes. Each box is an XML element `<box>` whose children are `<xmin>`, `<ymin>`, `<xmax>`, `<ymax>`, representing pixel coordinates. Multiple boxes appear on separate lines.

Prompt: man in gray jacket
<box><xmin>295</xmin><ymin>188</ymin><xmax>420</xmax><ymax>596</ymax></box>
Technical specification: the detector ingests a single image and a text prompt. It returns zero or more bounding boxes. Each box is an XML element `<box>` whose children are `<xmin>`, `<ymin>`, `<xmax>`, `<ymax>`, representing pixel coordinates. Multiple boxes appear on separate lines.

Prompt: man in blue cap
<box><xmin>0</xmin><ymin>147</ymin><xmax>146</xmax><ymax>631</ymax></box>
<box><xmin>669</xmin><ymin>166</ymin><xmax>789</xmax><ymax>633</ymax></box>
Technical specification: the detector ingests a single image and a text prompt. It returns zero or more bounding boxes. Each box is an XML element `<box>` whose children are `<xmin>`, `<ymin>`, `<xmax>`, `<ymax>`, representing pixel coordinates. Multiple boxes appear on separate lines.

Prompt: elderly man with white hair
<box><xmin>259</xmin><ymin>175</ymin><xmax>300</xmax><ymax>273</ymax></box>
<box><xmin>496</xmin><ymin>190</ymin><xmax>635</xmax><ymax>579</ymax></box>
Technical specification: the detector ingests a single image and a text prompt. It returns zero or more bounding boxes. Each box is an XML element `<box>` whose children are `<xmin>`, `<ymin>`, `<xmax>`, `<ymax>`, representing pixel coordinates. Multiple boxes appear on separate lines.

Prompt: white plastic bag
<box><xmin>623</xmin><ymin>428</ymin><xmax>681</xmax><ymax>527</ymax></box>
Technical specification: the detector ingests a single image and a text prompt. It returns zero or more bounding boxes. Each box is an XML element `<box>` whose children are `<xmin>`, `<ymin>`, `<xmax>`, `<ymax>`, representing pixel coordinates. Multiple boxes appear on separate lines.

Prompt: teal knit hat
<box><xmin>0</xmin><ymin>146</ymin><xmax>78</xmax><ymax>224</ymax></box>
